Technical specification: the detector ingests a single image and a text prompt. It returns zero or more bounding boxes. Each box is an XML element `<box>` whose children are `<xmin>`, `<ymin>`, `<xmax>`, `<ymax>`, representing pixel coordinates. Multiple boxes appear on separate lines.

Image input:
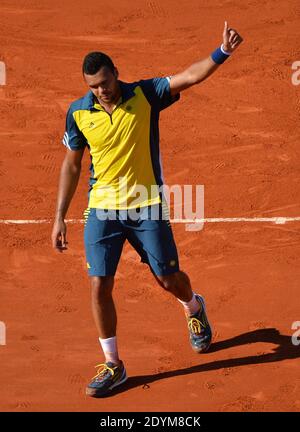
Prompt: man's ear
<box><xmin>114</xmin><ymin>68</ymin><xmax>119</xmax><ymax>79</ymax></box>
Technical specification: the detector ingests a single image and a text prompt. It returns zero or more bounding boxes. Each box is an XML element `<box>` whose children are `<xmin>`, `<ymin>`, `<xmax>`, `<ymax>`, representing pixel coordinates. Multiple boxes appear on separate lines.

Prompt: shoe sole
<box><xmin>192</xmin><ymin>343</ymin><xmax>211</xmax><ymax>353</ymax></box>
<box><xmin>86</xmin><ymin>370</ymin><xmax>128</xmax><ymax>398</ymax></box>
<box><xmin>192</xmin><ymin>295</ymin><xmax>213</xmax><ymax>353</ymax></box>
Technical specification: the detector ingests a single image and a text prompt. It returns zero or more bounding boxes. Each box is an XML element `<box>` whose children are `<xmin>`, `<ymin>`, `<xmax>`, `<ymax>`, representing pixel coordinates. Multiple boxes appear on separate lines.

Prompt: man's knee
<box><xmin>157</xmin><ymin>271</ymin><xmax>190</xmax><ymax>292</ymax></box>
<box><xmin>157</xmin><ymin>272</ymin><xmax>178</xmax><ymax>291</ymax></box>
<box><xmin>90</xmin><ymin>276</ymin><xmax>114</xmax><ymax>300</ymax></box>
<box><xmin>177</xmin><ymin>270</ymin><xmax>191</xmax><ymax>286</ymax></box>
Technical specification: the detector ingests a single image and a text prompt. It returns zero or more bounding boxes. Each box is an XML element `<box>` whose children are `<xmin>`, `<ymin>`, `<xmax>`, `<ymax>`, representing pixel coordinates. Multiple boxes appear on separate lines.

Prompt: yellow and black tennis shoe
<box><xmin>86</xmin><ymin>361</ymin><xmax>127</xmax><ymax>397</ymax></box>
<box><xmin>186</xmin><ymin>294</ymin><xmax>212</xmax><ymax>353</ymax></box>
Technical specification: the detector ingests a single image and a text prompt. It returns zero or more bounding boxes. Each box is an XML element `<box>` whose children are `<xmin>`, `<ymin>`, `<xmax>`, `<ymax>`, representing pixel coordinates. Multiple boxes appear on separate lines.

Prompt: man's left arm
<box><xmin>170</xmin><ymin>21</ymin><xmax>243</xmax><ymax>96</ymax></box>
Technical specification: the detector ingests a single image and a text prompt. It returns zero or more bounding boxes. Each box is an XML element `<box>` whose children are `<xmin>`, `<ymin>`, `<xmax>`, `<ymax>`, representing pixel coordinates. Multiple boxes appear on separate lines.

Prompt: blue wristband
<box><xmin>211</xmin><ymin>45</ymin><xmax>231</xmax><ymax>64</ymax></box>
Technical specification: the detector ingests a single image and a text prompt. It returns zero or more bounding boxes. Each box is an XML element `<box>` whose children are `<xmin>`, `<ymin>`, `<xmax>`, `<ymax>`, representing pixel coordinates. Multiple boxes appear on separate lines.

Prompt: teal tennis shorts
<box><xmin>83</xmin><ymin>204</ymin><xmax>179</xmax><ymax>277</ymax></box>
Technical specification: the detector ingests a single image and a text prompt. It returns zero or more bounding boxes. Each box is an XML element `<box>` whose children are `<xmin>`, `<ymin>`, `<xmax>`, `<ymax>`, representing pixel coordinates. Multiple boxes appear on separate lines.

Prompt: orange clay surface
<box><xmin>0</xmin><ymin>0</ymin><xmax>300</xmax><ymax>412</ymax></box>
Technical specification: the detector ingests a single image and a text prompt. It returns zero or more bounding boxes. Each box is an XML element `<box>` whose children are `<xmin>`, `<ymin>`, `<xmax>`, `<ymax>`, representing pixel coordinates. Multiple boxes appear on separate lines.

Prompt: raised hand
<box><xmin>222</xmin><ymin>21</ymin><xmax>243</xmax><ymax>53</ymax></box>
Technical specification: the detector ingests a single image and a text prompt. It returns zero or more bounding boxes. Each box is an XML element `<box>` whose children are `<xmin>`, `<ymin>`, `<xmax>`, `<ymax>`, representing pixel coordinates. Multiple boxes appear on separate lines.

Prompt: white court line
<box><xmin>0</xmin><ymin>217</ymin><xmax>300</xmax><ymax>225</ymax></box>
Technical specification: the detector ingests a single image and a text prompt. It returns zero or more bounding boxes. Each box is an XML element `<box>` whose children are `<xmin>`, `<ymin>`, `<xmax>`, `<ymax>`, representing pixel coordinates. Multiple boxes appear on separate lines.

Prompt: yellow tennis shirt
<box><xmin>62</xmin><ymin>78</ymin><xmax>180</xmax><ymax>209</ymax></box>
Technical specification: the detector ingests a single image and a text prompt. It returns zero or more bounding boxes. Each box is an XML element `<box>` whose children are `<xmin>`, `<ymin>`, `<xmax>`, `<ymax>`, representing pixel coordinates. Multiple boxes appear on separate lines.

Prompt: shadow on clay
<box><xmin>98</xmin><ymin>328</ymin><xmax>299</xmax><ymax>398</ymax></box>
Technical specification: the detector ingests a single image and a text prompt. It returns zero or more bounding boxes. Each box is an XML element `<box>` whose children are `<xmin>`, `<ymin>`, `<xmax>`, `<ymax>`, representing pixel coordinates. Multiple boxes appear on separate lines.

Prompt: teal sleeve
<box><xmin>139</xmin><ymin>77</ymin><xmax>180</xmax><ymax>111</ymax></box>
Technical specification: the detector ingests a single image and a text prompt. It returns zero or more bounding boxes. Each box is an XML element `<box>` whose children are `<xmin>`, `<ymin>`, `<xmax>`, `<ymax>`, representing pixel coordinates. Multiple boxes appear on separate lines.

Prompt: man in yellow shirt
<box><xmin>52</xmin><ymin>22</ymin><xmax>242</xmax><ymax>397</ymax></box>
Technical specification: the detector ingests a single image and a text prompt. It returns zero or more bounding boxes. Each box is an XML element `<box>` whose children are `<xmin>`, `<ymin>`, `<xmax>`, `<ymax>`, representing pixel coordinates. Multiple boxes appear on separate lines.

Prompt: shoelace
<box><xmin>188</xmin><ymin>317</ymin><xmax>205</xmax><ymax>335</ymax></box>
<box><xmin>92</xmin><ymin>363</ymin><xmax>115</xmax><ymax>381</ymax></box>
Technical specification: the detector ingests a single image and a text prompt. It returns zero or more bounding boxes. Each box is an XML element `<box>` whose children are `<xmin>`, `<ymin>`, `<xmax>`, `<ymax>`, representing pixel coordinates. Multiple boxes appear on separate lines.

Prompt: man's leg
<box><xmin>90</xmin><ymin>275</ymin><xmax>116</xmax><ymax>339</ymax></box>
<box><xmin>84</xmin><ymin>208</ymin><xmax>125</xmax><ymax>364</ymax></box>
<box><xmin>154</xmin><ymin>271</ymin><xmax>212</xmax><ymax>353</ymax></box>
<box><xmin>86</xmin><ymin>276</ymin><xmax>127</xmax><ymax>397</ymax></box>
<box><xmin>153</xmin><ymin>270</ymin><xmax>203</xmax><ymax>316</ymax></box>
<box><xmin>154</xmin><ymin>270</ymin><xmax>195</xmax><ymax>303</ymax></box>
<box><xmin>84</xmin><ymin>210</ymin><xmax>128</xmax><ymax>397</ymax></box>
<box><xmin>90</xmin><ymin>275</ymin><xmax>122</xmax><ymax>366</ymax></box>
<box><xmin>123</xmin><ymin>204</ymin><xmax>212</xmax><ymax>352</ymax></box>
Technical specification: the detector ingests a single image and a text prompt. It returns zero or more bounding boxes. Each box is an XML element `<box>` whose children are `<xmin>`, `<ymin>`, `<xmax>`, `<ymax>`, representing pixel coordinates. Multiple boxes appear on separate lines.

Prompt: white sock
<box><xmin>177</xmin><ymin>292</ymin><xmax>201</xmax><ymax>316</ymax></box>
<box><xmin>99</xmin><ymin>336</ymin><xmax>120</xmax><ymax>365</ymax></box>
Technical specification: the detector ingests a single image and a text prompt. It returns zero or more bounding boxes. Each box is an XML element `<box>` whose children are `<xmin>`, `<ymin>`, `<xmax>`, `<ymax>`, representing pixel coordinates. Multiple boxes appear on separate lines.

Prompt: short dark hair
<box><xmin>82</xmin><ymin>52</ymin><xmax>115</xmax><ymax>75</ymax></box>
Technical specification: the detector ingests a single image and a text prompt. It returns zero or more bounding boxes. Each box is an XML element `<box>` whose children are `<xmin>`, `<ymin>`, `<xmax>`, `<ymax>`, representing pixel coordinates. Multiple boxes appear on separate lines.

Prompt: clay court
<box><xmin>0</xmin><ymin>0</ymin><xmax>300</xmax><ymax>412</ymax></box>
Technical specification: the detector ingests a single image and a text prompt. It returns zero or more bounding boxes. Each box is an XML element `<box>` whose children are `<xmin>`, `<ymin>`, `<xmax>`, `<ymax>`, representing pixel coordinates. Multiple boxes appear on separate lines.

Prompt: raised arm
<box><xmin>169</xmin><ymin>21</ymin><xmax>243</xmax><ymax>96</ymax></box>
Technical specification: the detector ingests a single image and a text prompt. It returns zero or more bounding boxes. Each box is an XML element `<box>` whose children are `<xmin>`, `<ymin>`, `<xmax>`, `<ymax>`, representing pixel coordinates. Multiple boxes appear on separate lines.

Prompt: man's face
<box><xmin>84</xmin><ymin>66</ymin><xmax>119</xmax><ymax>104</ymax></box>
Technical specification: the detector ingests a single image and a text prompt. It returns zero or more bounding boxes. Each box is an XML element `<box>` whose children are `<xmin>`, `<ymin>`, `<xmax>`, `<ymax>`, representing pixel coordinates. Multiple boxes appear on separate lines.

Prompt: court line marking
<box><xmin>1</xmin><ymin>217</ymin><xmax>300</xmax><ymax>225</ymax></box>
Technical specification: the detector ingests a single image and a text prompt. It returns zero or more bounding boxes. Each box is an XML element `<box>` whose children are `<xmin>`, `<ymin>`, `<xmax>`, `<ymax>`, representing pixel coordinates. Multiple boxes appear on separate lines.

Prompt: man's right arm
<box><xmin>51</xmin><ymin>147</ymin><xmax>85</xmax><ymax>251</ymax></box>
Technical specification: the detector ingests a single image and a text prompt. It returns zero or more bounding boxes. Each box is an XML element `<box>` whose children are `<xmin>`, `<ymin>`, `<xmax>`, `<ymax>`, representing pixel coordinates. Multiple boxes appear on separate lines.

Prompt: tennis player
<box><xmin>52</xmin><ymin>21</ymin><xmax>242</xmax><ymax>397</ymax></box>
